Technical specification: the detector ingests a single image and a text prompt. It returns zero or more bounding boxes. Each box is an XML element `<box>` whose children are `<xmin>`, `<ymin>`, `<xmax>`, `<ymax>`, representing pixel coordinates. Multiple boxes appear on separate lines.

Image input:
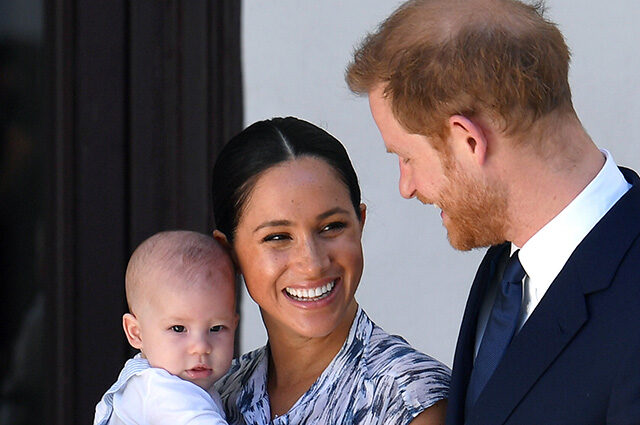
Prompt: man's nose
<box><xmin>398</xmin><ymin>159</ymin><xmax>416</xmax><ymax>199</ymax></box>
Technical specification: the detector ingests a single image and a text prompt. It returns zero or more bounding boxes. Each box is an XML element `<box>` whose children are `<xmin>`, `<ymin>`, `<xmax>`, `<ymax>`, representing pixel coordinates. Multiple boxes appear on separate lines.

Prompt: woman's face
<box><xmin>232</xmin><ymin>156</ymin><xmax>365</xmax><ymax>340</ymax></box>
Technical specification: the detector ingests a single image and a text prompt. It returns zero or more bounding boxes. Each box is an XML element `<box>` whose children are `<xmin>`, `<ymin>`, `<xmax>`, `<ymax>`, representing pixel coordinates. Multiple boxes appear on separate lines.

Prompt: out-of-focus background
<box><xmin>1</xmin><ymin>1</ymin><xmax>638</xmax><ymax>423</ymax></box>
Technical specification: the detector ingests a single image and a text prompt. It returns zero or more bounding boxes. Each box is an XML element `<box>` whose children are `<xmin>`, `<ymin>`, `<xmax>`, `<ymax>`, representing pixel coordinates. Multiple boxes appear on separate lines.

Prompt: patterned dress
<box><xmin>216</xmin><ymin>307</ymin><xmax>450</xmax><ymax>424</ymax></box>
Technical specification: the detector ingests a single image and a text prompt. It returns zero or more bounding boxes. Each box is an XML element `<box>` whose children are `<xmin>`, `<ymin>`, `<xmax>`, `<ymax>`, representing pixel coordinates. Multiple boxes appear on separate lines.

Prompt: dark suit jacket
<box><xmin>446</xmin><ymin>167</ymin><xmax>640</xmax><ymax>425</ymax></box>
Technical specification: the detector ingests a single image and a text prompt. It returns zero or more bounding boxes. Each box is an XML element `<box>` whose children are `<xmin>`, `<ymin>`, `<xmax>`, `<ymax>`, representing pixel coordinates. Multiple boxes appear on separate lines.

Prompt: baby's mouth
<box><xmin>186</xmin><ymin>365</ymin><xmax>212</xmax><ymax>379</ymax></box>
<box><xmin>284</xmin><ymin>279</ymin><xmax>336</xmax><ymax>301</ymax></box>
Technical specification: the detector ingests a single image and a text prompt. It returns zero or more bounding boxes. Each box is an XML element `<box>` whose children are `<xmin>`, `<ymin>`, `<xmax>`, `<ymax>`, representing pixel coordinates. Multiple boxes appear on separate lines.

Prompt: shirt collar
<box><xmin>515</xmin><ymin>149</ymin><xmax>631</xmax><ymax>290</ymax></box>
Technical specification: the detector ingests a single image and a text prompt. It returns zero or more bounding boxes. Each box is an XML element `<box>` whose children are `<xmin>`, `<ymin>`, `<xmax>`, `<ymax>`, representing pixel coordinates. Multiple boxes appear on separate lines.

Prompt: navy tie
<box><xmin>465</xmin><ymin>250</ymin><xmax>526</xmax><ymax>412</ymax></box>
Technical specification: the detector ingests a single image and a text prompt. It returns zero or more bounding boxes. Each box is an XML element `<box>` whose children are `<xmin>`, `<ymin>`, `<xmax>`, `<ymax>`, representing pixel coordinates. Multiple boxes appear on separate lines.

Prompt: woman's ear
<box><xmin>359</xmin><ymin>203</ymin><xmax>367</xmax><ymax>231</ymax></box>
<box><xmin>122</xmin><ymin>313</ymin><xmax>143</xmax><ymax>350</ymax></box>
<box><xmin>213</xmin><ymin>229</ymin><xmax>239</xmax><ymax>266</ymax></box>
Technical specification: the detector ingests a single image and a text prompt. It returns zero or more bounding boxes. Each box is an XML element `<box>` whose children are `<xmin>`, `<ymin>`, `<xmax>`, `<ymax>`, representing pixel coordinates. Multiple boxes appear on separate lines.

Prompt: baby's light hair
<box><xmin>125</xmin><ymin>230</ymin><xmax>234</xmax><ymax>315</ymax></box>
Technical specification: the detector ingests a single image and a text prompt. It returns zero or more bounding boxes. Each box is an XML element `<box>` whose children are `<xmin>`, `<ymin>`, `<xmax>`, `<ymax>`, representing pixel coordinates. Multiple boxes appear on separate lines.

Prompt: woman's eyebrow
<box><xmin>317</xmin><ymin>207</ymin><xmax>351</xmax><ymax>220</ymax></box>
<box><xmin>253</xmin><ymin>220</ymin><xmax>291</xmax><ymax>233</ymax></box>
<box><xmin>252</xmin><ymin>208</ymin><xmax>351</xmax><ymax>233</ymax></box>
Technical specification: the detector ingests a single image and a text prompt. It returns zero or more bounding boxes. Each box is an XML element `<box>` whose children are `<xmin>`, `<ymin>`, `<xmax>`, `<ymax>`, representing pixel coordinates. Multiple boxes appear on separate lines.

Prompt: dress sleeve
<box><xmin>373</xmin><ymin>356</ymin><xmax>450</xmax><ymax>425</ymax></box>
<box><xmin>117</xmin><ymin>368</ymin><xmax>228</xmax><ymax>425</ymax></box>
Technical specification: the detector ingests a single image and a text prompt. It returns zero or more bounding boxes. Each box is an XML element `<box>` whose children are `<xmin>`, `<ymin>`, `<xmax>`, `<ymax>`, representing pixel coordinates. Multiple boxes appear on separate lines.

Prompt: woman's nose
<box><xmin>293</xmin><ymin>236</ymin><xmax>329</xmax><ymax>276</ymax></box>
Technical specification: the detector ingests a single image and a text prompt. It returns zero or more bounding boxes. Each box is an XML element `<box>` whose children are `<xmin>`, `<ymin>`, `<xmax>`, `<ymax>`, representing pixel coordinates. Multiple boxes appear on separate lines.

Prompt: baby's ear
<box><xmin>122</xmin><ymin>313</ymin><xmax>143</xmax><ymax>350</ymax></box>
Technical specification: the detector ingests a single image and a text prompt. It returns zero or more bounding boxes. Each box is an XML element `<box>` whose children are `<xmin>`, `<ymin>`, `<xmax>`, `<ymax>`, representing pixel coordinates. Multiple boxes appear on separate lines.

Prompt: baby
<box><xmin>94</xmin><ymin>230</ymin><xmax>238</xmax><ymax>425</ymax></box>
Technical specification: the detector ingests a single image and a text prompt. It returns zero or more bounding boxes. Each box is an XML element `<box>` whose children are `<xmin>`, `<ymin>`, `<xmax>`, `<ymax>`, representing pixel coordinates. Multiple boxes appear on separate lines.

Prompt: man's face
<box><xmin>368</xmin><ymin>86</ymin><xmax>508</xmax><ymax>250</ymax></box>
<box><xmin>368</xmin><ymin>86</ymin><xmax>449</xmax><ymax>204</ymax></box>
<box><xmin>437</xmin><ymin>161</ymin><xmax>508</xmax><ymax>250</ymax></box>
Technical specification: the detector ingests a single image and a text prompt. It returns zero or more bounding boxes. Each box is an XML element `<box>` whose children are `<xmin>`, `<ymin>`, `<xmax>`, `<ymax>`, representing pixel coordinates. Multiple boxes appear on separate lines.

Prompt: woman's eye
<box><xmin>210</xmin><ymin>325</ymin><xmax>223</xmax><ymax>332</ymax></box>
<box><xmin>263</xmin><ymin>233</ymin><xmax>290</xmax><ymax>242</ymax></box>
<box><xmin>322</xmin><ymin>222</ymin><xmax>346</xmax><ymax>233</ymax></box>
<box><xmin>170</xmin><ymin>325</ymin><xmax>186</xmax><ymax>333</ymax></box>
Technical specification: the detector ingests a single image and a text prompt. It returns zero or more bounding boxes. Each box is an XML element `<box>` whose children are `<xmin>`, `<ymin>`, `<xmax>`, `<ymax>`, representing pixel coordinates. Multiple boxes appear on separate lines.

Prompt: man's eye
<box><xmin>210</xmin><ymin>325</ymin><xmax>223</xmax><ymax>332</ymax></box>
<box><xmin>171</xmin><ymin>325</ymin><xmax>186</xmax><ymax>333</ymax></box>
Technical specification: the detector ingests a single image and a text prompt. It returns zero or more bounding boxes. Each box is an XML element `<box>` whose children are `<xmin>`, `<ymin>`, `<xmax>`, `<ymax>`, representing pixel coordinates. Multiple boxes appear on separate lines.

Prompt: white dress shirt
<box><xmin>474</xmin><ymin>150</ymin><xmax>631</xmax><ymax>357</ymax></box>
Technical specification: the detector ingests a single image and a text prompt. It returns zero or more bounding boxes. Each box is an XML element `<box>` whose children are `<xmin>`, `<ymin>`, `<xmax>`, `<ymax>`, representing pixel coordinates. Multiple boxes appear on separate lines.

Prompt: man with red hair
<box><xmin>347</xmin><ymin>0</ymin><xmax>640</xmax><ymax>424</ymax></box>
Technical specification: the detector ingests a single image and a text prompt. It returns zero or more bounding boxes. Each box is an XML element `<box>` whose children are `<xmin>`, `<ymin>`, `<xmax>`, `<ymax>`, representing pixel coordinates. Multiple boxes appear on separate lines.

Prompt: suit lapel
<box><xmin>466</xmin><ymin>258</ymin><xmax>588</xmax><ymax>424</ymax></box>
<box><xmin>447</xmin><ymin>243</ymin><xmax>509</xmax><ymax>425</ymax></box>
<box><xmin>467</xmin><ymin>167</ymin><xmax>640</xmax><ymax>425</ymax></box>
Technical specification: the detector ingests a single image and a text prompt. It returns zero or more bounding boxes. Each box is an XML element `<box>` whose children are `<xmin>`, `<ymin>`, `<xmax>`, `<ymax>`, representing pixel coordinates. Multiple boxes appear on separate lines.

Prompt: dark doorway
<box><xmin>0</xmin><ymin>1</ymin><xmax>242</xmax><ymax>423</ymax></box>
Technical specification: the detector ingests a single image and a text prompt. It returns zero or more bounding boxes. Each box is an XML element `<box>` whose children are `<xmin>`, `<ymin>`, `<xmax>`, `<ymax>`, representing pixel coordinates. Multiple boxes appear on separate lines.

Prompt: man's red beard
<box><xmin>437</xmin><ymin>162</ymin><xmax>509</xmax><ymax>251</ymax></box>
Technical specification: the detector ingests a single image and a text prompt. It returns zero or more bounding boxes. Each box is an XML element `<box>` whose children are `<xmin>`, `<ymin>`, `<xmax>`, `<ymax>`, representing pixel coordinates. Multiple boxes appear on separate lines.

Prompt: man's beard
<box><xmin>437</xmin><ymin>163</ymin><xmax>509</xmax><ymax>251</ymax></box>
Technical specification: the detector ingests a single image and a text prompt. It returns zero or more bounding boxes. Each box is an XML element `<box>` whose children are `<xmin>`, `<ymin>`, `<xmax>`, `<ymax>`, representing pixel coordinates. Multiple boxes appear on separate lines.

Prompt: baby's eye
<box><xmin>210</xmin><ymin>325</ymin><xmax>223</xmax><ymax>332</ymax></box>
<box><xmin>170</xmin><ymin>325</ymin><xmax>186</xmax><ymax>333</ymax></box>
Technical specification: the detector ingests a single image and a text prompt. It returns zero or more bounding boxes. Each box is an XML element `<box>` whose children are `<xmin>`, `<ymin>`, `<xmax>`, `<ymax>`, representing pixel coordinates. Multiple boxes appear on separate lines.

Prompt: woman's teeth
<box><xmin>285</xmin><ymin>281</ymin><xmax>335</xmax><ymax>301</ymax></box>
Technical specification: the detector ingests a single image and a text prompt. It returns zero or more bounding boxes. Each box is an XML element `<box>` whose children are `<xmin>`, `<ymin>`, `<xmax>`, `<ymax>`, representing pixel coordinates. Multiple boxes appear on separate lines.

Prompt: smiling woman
<box><xmin>211</xmin><ymin>117</ymin><xmax>450</xmax><ymax>425</ymax></box>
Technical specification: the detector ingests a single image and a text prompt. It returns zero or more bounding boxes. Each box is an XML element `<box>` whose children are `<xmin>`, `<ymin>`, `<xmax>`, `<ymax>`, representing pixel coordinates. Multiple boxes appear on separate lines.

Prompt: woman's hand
<box><xmin>408</xmin><ymin>399</ymin><xmax>447</xmax><ymax>425</ymax></box>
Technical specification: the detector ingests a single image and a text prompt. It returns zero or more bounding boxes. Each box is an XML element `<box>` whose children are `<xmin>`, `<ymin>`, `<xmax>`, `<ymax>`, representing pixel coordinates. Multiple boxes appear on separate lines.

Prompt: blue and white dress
<box><xmin>216</xmin><ymin>307</ymin><xmax>450</xmax><ymax>424</ymax></box>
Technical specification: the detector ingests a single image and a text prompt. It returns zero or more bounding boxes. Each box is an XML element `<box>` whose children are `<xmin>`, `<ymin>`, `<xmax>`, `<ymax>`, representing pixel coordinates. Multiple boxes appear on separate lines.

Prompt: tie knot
<box><xmin>503</xmin><ymin>250</ymin><xmax>526</xmax><ymax>284</ymax></box>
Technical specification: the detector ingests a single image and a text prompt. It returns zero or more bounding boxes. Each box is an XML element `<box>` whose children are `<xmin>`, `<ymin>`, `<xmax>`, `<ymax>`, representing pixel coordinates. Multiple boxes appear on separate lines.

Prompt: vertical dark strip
<box><xmin>74</xmin><ymin>1</ymin><xmax>129</xmax><ymax>422</ymax></box>
<box><xmin>209</xmin><ymin>0</ymin><xmax>244</xmax><ymax>355</ymax></box>
<box><xmin>50</xmin><ymin>0</ymin><xmax>76</xmax><ymax>422</ymax></box>
<box><xmin>179</xmin><ymin>0</ymin><xmax>209</xmax><ymax>230</ymax></box>
<box><xmin>122</xmin><ymin>0</ymin><xmax>132</xmax><ymax>284</ymax></box>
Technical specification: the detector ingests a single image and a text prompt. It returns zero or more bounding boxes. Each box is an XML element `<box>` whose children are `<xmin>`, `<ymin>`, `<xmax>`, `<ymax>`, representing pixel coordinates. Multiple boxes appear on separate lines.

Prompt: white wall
<box><xmin>239</xmin><ymin>0</ymin><xmax>640</xmax><ymax>367</ymax></box>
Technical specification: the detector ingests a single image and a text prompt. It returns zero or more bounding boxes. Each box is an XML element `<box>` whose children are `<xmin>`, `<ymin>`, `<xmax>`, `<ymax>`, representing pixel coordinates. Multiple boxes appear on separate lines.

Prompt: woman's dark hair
<box><xmin>212</xmin><ymin>117</ymin><xmax>361</xmax><ymax>241</ymax></box>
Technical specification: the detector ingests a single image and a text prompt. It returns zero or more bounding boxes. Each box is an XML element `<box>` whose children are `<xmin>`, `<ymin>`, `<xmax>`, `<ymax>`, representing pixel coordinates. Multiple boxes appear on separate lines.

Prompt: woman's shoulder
<box><xmin>214</xmin><ymin>346</ymin><xmax>270</xmax><ymax>425</ymax></box>
<box><xmin>215</xmin><ymin>345</ymin><xmax>268</xmax><ymax>398</ymax></box>
<box><xmin>364</xmin><ymin>320</ymin><xmax>451</xmax><ymax>392</ymax></box>
<box><xmin>348</xmin><ymin>312</ymin><xmax>450</xmax><ymax>422</ymax></box>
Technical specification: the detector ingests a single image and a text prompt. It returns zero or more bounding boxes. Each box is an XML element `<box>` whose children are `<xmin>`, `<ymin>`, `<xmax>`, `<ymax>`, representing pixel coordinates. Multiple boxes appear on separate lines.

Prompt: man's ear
<box><xmin>122</xmin><ymin>313</ymin><xmax>143</xmax><ymax>350</ymax></box>
<box><xmin>448</xmin><ymin>115</ymin><xmax>489</xmax><ymax>165</ymax></box>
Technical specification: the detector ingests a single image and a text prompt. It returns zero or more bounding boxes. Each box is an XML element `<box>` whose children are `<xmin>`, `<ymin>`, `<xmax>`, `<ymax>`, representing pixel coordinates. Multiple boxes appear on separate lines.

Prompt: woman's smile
<box><xmin>284</xmin><ymin>278</ymin><xmax>337</xmax><ymax>302</ymax></box>
<box><xmin>231</xmin><ymin>156</ymin><xmax>365</xmax><ymax>339</ymax></box>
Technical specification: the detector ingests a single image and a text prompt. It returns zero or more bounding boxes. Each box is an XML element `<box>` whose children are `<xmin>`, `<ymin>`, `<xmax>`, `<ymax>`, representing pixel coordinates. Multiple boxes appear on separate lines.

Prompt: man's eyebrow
<box><xmin>253</xmin><ymin>220</ymin><xmax>291</xmax><ymax>233</ymax></box>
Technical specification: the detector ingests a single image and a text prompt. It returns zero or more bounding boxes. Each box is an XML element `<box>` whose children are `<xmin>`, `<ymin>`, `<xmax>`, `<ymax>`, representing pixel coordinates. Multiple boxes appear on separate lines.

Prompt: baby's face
<box><xmin>136</xmin><ymin>267</ymin><xmax>237</xmax><ymax>391</ymax></box>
